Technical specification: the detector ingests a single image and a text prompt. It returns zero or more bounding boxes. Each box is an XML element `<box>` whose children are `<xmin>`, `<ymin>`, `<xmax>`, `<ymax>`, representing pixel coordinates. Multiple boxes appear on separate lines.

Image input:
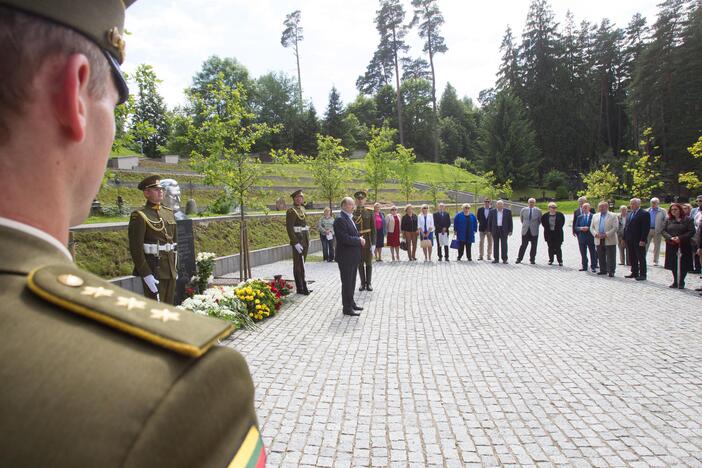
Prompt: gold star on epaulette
<box><xmin>150</xmin><ymin>308</ymin><xmax>180</xmax><ymax>322</ymax></box>
<box><xmin>116</xmin><ymin>296</ymin><xmax>146</xmax><ymax>311</ymax></box>
<box><xmin>81</xmin><ymin>286</ymin><xmax>114</xmax><ymax>298</ymax></box>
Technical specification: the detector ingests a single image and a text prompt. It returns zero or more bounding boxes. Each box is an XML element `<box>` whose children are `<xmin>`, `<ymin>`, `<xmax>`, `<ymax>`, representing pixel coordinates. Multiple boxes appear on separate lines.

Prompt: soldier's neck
<box><xmin>0</xmin><ymin>205</ymin><xmax>70</xmax><ymax>246</ymax></box>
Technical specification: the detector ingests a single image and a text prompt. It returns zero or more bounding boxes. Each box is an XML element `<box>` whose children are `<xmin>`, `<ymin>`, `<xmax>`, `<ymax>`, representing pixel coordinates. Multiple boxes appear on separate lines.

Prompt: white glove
<box><xmin>295</xmin><ymin>243</ymin><xmax>303</xmax><ymax>254</ymax></box>
<box><xmin>371</xmin><ymin>245</ymin><xmax>376</xmax><ymax>254</ymax></box>
<box><xmin>143</xmin><ymin>274</ymin><xmax>159</xmax><ymax>294</ymax></box>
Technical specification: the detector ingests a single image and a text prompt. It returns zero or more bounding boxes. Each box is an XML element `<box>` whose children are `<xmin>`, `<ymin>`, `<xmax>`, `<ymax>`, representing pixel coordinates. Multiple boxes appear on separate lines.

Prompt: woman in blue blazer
<box><xmin>453</xmin><ymin>203</ymin><xmax>478</xmax><ymax>261</ymax></box>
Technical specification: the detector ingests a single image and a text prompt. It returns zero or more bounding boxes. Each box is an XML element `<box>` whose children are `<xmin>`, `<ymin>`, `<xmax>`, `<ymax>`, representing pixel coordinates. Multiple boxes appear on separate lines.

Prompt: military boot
<box><xmin>358</xmin><ymin>264</ymin><xmax>366</xmax><ymax>291</ymax></box>
<box><xmin>366</xmin><ymin>266</ymin><xmax>373</xmax><ymax>291</ymax></box>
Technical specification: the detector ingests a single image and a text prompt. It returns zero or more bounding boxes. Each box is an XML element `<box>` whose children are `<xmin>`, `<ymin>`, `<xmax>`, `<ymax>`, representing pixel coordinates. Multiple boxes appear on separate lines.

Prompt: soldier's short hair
<box><xmin>0</xmin><ymin>7</ymin><xmax>110</xmax><ymax>145</ymax></box>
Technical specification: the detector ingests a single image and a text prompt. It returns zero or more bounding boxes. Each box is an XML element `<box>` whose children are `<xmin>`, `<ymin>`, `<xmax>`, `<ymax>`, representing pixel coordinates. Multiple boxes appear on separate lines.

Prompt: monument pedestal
<box><xmin>175</xmin><ymin>219</ymin><xmax>196</xmax><ymax>305</ymax></box>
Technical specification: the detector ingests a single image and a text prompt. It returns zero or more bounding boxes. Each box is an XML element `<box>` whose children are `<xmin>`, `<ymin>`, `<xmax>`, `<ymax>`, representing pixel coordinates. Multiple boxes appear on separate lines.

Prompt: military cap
<box><xmin>138</xmin><ymin>174</ymin><xmax>162</xmax><ymax>191</ymax></box>
<box><xmin>0</xmin><ymin>0</ymin><xmax>136</xmax><ymax>104</ymax></box>
<box><xmin>290</xmin><ymin>189</ymin><xmax>305</xmax><ymax>199</ymax></box>
<box><xmin>354</xmin><ymin>190</ymin><xmax>368</xmax><ymax>200</ymax></box>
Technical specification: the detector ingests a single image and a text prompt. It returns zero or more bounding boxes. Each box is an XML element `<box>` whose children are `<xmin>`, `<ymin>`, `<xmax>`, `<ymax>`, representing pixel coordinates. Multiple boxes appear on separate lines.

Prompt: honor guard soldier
<box><xmin>353</xmin><ymin>190</ymin><xmax>377</xmax><ymax>291</ymax></box>
<box><xmin>0</xmin><ymin>2</ymin><xmax>264</xmax><ymax>466</ymax></box>
<box><xmin>129</xmin><ymin>175</ymin><xmax>178</xmax><ymax>305</ymax></box>
<box><xmin>286</xmin><ymin>189</ymin><xmax>312</xmax><ymax>294</ymax></box>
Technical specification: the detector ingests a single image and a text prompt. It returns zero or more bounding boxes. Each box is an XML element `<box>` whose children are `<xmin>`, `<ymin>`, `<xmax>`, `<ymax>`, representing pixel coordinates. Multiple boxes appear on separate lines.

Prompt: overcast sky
<box><xmin>123</xmin><ymin>0</ymin><xmax>659</xmax><ymax>113</ymax></box>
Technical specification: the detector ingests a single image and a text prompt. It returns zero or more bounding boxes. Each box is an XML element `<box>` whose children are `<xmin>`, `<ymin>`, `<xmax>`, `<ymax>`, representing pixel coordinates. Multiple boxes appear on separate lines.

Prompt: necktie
<box><xmin>529</xmin><ymin>208</ymin><xmax>532</xmax><ymax>221</ymax></box>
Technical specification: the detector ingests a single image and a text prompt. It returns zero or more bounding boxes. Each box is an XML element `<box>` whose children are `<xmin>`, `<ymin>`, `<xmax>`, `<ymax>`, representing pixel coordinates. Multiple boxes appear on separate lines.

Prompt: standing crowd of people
<box><xmin>313</xmin><ymin>193</ymin><xmax>702</xmax><ymax>317</ymax></box>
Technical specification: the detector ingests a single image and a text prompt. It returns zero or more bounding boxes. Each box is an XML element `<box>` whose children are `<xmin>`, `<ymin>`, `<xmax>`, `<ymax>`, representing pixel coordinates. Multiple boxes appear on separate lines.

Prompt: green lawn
<box><xmin>536</xmin><ymin>199</ymin><xmax>631</xmax><ymax>212</ymax></box>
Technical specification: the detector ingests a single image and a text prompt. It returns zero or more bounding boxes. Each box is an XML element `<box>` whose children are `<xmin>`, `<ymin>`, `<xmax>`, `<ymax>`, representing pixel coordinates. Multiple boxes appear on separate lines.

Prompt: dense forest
<box><xmin>115</xmin><ymin>0</ymin><xmax>702</xmax><ymax>194</ymax></box>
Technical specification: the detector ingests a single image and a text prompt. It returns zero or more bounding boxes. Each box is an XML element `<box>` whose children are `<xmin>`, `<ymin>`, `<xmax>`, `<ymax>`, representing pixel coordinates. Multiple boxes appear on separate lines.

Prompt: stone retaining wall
<box><xmin>110</xmin><ymin>237</ymin><xmax>323</xmax><ymax>293</ymax></box>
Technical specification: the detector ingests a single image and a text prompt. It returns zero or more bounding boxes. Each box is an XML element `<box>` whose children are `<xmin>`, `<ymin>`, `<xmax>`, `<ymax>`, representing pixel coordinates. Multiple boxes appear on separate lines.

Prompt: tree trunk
<box><xmin>295</xmin><ymin>39</ymin><xmax>303</xmax><ymax>111</ymax></box>
<box><xmin>392</xmin><ymin>25</ymin><xmax>405</xmax><ymax>146</ymax></box>
<box><xmin>428</xmin><ymin>45</ymin><xmax>439</xmax><ymax>163</ymax></box>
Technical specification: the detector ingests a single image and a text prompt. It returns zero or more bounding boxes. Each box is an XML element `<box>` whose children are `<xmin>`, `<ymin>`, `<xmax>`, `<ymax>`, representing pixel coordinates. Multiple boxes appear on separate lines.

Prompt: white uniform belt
<box><xmin>144</xmin><ymin>243</ymin><xmax>177</xmax><ymax>254</ymax></box>
<box><xmin>293</xmin><ymin>226</ymin><xmax>309</xmax><ymax>233</ymax></box>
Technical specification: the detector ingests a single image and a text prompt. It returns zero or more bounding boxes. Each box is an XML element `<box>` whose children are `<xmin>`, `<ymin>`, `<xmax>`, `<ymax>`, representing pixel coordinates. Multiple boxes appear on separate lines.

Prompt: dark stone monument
<box><xmin>175</xmin><ymin>219</ymin><xmax>196</xmax><ymax>305</ymax></box>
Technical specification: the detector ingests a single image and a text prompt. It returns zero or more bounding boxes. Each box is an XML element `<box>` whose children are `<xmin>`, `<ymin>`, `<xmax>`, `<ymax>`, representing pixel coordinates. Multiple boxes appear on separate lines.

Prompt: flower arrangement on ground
<box><xmin>270</xmin><ymin>274</ymin><xmax>294</xmax><ymax>297</ymax></box>
<box><xmin>178</xmin><ymin>286</ymin><xmax>257</xmax><ymax>330</ymax></box>
<box><xmin>235</xmin><ymin>279</ymin><xmax>283</xmax><ymax>321</ymax></box>
<box><xmin>193</xmin><ymin>251</ymin><xmax>216</xmax><ymax>293</ymax></box>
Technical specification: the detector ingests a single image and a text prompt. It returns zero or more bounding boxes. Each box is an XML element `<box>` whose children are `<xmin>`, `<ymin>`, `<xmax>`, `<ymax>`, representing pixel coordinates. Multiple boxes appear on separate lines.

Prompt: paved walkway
<box><xmin>222</xmin><ymin>216</ymin><xmax>702</xmax><ymax>467</ymax></box>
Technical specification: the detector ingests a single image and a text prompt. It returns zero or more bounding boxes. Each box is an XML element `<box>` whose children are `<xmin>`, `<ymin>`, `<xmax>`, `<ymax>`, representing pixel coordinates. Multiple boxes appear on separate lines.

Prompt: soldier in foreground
<box><xmin>0</xmin><ymin>2</ymin><xmax>264</xmax><ymax>466</ymax></box>
<box><xmin>353</xmin><ymin>190</ymin><xmax>377</xmax><ymax>291</ymax></box>
<box><xmin>128</xmin><ymin>174</ymin><xmax>178</xmax><ymax>304</ymax></box>
<box><xmin>286</xmin><ymin>189</ymin><xmax>312</xmax><ymax>294</ymax></box>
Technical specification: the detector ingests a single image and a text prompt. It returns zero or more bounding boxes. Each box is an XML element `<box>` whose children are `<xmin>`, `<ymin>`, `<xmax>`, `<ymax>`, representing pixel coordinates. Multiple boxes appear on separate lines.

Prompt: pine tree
<box><xmin>324</xmin><ymin>87</ymin><xmax>346</xmax><ymax>141</ymax></box>
<box><xmin>630</xmin><ymin>0</ymin><xmax>689</xmax><ymax>172</ymax></box>
<box><xmin>281</xmin><ymin>10</ymin><xmax>304</xmax><ymax>110</ymax></box>
<box><xmin>296</xmin><ymin>105</ymin><xmax>321</xmax><ymax>156</ymax></box>
<box><xmin>518</xmin><ymin>0</ymin><xmax>565</xmax><ymax>176</ymax></box>
<box><xmin>410</xmin><ymin>0</ymin><xmax>448</xmax><ymax>162</ymax></box>
<box><xmin>496</xmin><ymin>26</ymin><xmax>520</xmax><ymax>92</ymax></box>
<box><xmin>376</xmin><ymin>0</ymin><xmax>409</xmax><ymax>145</ymax></box>
<box><xmin>401</xmin><ymin>57</ymin><xmax>432</xmax><ymax>81</ymax></box>
<box><xmin>476</xmin><ymin>91</ymin><xmax>540</xmax><ymax>188</ymax></box>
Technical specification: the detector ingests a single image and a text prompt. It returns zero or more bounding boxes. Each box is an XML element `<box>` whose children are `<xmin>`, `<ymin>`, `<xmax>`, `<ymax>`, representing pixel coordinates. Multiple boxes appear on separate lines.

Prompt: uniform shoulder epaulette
<box><xmin>26</xmin><ymin>264</ymin><xmax>233</xmax><ymax>357</ymax></box>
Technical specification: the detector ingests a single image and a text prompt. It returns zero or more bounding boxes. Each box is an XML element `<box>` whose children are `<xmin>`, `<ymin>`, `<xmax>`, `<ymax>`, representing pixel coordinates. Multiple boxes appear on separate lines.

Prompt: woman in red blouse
<box><xmin>385</xmin><ymin>205</ymin><xmax>401</xmax><ymax>261</ymax></box>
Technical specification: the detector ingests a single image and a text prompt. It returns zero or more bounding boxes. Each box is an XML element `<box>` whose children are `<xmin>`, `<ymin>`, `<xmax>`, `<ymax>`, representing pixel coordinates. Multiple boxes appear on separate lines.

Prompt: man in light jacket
<box><xmin>516</xmin><ymin>198</ymin><xmax>542</xmax><ymax>264</ymax></box>
<box><xmin>646</xmin><ymin>197</ymin><xmax>666</xmax><ymax>266</ymax></box>
<box><xmin>591</xmin><ymin>201</ymin><xmax>619</xmax><ymax>277</ymax></box>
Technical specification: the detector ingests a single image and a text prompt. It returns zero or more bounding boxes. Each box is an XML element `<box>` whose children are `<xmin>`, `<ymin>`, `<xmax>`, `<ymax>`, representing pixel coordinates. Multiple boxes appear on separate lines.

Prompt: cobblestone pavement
<box><xmin>222</xmin><ymin>216</ymin><xmax>702</xmax><ymax>467</ymax></box>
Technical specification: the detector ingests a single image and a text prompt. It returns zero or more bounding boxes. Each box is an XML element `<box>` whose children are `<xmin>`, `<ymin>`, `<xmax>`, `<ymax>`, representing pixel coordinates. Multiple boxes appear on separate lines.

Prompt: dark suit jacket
<box><xmin>572</xmin><ymin>207</ymin><xmax>584</xmax><ymax>235</ymax></box>
<box><xmin>333</xmin><ymin>212</ymin><xmax>362</xmax><ymax>265</ymax></box>
<box><xmin>624</xmin><ymin>208</ymin><xmax>650</xmax><ymax>244</ymax></box>
<box><xmin>433</xmin><ymin>211</ymin><xmax>451</xmax><ymax>233</ymax></box>
<box><xmin>477</xmin><ymin>207</ymin><xmax>491</xmax><ymax>232</ymax></box>
<box><xmin>541</xmin><ymin>211</ymin><xmax>565</xmax><ymax>244</ymax></box>
<box><xmin>575</xmin><ymin>212</ymin><xmax>595</xmax><ymax>242</ymax></box>
<box><xmin>487</xmin><ymin>208</ymin><xmax>512</xmax><ymax>237</ymax></box>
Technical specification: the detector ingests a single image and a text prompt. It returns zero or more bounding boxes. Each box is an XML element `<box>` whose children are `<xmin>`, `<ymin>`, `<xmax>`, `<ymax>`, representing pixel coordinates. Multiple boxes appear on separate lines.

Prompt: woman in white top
<box><xmin>418</xmin><ymin>204</ymin><xmax>435</xmax><ymax>262</ymax></box>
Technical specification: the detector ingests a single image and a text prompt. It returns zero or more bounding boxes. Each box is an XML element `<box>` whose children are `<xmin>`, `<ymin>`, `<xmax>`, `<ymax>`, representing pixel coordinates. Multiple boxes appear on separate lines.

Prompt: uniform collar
<box><xmin>0</xmin><ymin>218</ymin><xmax>73</xmax><ymax>274</ymax></box>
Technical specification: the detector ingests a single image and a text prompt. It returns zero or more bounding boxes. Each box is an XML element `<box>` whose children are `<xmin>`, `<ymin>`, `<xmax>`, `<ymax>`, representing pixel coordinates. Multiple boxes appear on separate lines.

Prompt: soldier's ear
<box><xmin>53</xmin><ymin>54</ymin><xmax>91</xmax><ymax>143</ymax></box>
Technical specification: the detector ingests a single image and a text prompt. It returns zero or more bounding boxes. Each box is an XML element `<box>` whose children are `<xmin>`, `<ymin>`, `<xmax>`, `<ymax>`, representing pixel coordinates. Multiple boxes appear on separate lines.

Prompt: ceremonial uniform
<box><xmin>286</xmin><ymin>190</ymin><xmax>310</xmax><ymax>294</ymax></box>
<box><xmin>353</xmin><ymin>191</ymin><xmax>377</xmax><ymax>291</ymax></box>
<box><xmin>129</xmin><ymin>194</ymin><xmax>178</xmax><ymax>304</ymax></box>
<box><xmin>0</xmin><ymin>2</ymin><xmax>264</xmax><ymax>466</ymax></box>
<box><xmin>0</xmin><ymin>221</ymin><xmax>264</xmax><ymax>467</ymax></box>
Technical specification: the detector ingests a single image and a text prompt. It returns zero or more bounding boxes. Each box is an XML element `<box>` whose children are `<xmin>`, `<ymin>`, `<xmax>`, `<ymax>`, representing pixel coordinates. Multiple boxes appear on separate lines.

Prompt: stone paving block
<box><xmin>224</xmin><ymin>215</ymin><xmax>702</xmax><ymax>466</ymax></box>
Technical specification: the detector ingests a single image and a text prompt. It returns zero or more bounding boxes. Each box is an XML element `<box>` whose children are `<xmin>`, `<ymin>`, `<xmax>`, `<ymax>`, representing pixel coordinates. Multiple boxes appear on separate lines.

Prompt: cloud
<box><xmin>123</xmin><ymin>0</ymin><xmax>660</xmax><ymax>112</ymax></box>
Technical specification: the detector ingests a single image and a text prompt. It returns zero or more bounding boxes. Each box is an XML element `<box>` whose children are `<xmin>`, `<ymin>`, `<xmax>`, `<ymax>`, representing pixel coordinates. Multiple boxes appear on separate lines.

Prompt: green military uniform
<box><xmin>353</xmin><ymin>190</ymin><xmax>377</xmax><ymax>291</ymax></box>
<box><xmin>0</xmin><ymin>224</ymin><xmax>264</xmax><ymax>467</ymax></box>
<box><xmin>0</xmin><ymin>2</ymin><xmax>264</xmax><ymax>466</ymax></box>
<box><xmin>286</xmin><ymin>189</ymin><xmax>310</xmax><ymax>294</ymax></box>
<box><xmin>128</xmin><ymin>176</ymin><xmax>178</xmax><ymax>305</ymax></box>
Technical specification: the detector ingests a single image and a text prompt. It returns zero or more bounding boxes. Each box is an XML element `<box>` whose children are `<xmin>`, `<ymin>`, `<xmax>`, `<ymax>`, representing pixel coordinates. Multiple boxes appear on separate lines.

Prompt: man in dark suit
<box><xmin>572</xmin><ymin>196</ymin><xmax>588</xmax><ymax>237</ymax></box>
<box><xmin>477</xmin><ymin>198</ymin><xmax>493</xmax><ymax>261</ymax></box>
<box><xmin>574</xmin><ymin>203</ymin><xmax>598</xmax><ymax>272</ymax></box>
<box><xmin>333</xmin><ymin>197</ymin><xmax>366</xmax><ymax>316</ymax></box>
<box><xmin>487</xmin><ymin>200</ymin><xmax>513</xmax><ymax>263</ymax></box>
<box><xmin>624</xmin><ymin>198</ymin><xmax>650</xmax><ymax>281</ymax></box>
<box><xmin>433</xmin><ymin>202</ymin><xmax>452</xmax><ymax>261</ymax></box>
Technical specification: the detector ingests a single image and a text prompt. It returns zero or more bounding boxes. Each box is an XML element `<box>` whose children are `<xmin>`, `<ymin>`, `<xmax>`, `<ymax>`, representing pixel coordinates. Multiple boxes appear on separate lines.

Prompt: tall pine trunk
<box><xmin>392</xmin><ymin>25</ymin><xmax>405</xmax><ymax>146</ymax></box>
<box><xmin>428</xmin><ymin>31</ymin><xmax>439</xmax><ymax>163</ymax></box>
<box><xmin>295</xmin><ymin>40</ymin><xmax>303</xmax><ymax>111</ymax></box>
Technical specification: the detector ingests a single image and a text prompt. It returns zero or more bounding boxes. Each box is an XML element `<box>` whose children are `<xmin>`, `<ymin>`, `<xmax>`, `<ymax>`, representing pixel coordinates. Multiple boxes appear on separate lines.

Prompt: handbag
<box><xmin>450</xmin><ymin>239</ymin><xmax>460</xmax><ymax>249</ymax></box>
<box><xmin>420</xmin><ymin>239</ymin><xmax>432</xmax><ymax>248</ymax></box>
<box><xmin>438</xmin><ymin>232</ymin><xmax>449</xmax><ymax>247</ymax></box>
<box><xmin>400</xmin><ymin>240</ymin><xmax>407</xmax><ymax>251</ymax></box>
